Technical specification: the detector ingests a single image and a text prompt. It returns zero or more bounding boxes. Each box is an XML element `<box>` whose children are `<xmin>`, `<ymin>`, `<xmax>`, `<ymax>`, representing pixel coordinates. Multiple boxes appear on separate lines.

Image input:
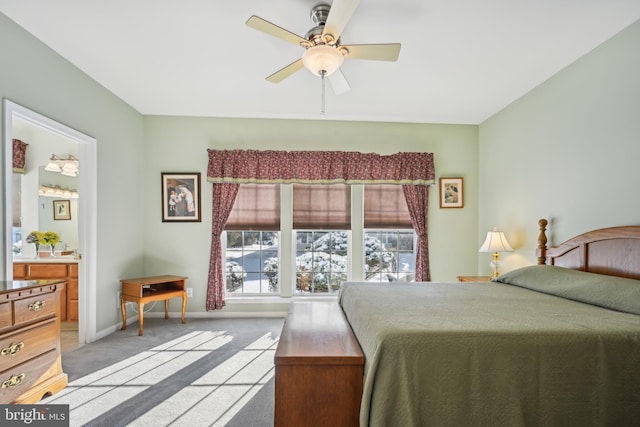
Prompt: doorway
<box><xmin>4</xmin><ymin>100</ymin><xmax>97</xmax><ymax>345</ymax></box>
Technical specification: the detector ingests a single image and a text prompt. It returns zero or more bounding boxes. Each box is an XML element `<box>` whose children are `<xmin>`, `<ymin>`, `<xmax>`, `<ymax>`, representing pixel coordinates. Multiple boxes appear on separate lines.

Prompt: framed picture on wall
<box><xmin>161</xmin><ymin>172</ymin><xmax>202</xmax><ymax>222</ymax></box>
<box><xmin>53</xmin><ymin>200</ymin><xmax>71</xmax><ymax>220</ymax></box>
<box><xmin>439</xmin><ymin>177</ymin><xmax>464</xmax><ymax>208</ymax></box>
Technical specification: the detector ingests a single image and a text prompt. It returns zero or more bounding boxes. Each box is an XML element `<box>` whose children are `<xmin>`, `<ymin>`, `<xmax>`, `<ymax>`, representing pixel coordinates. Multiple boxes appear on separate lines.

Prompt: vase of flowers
<box><xmin>26</xmin><ymin>231</ymin><xmax>42</xmax><ymax>259</ymax></box>
<box><xmin>26</xmin><ymin>231</ymin><xmax>60</xmax><ymax>259</ymax></box>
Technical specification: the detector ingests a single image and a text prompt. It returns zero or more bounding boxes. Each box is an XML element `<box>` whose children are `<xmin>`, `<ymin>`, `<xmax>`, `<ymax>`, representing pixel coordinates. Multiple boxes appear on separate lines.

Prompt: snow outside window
<box><xmin>225</xmin><ymin>231</ymin><xmax>279</xmax><ymax>295</ymax></box>
<box><xmin>295</xmin><ymin>231</ymin><xmax>349</xmax><ymax>294</ymax></box>
<box><xmin>364</xmin><ymin>230</ymin><xmax>416</xmax><ymax>282</ymax></box>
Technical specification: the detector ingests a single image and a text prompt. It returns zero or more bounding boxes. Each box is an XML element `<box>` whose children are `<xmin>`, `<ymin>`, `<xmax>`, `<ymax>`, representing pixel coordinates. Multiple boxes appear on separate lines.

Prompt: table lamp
<box><xmin>479</xmin><ymin>228</ymin><xmax>513</xmax><ymax>278</ymax></box>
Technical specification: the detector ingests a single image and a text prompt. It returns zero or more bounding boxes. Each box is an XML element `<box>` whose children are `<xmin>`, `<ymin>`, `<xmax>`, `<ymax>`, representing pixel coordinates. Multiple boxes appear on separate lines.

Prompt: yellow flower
<box><xmin>42</xmin><ymin>231</ymin><xmax>60</xmax><ymax>246</ymax></box>
<box><xmin>27</xmin><ymin>230</ymin><xmax>60</xmax><ymax>246</ymax></box>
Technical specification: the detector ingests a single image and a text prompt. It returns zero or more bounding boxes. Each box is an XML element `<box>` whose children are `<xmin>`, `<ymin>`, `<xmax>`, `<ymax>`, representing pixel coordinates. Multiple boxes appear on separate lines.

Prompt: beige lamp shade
<box><xmin>479</xmin><ymin>228</ymin><xmax>513</xmax><ymax>253</ymax></box>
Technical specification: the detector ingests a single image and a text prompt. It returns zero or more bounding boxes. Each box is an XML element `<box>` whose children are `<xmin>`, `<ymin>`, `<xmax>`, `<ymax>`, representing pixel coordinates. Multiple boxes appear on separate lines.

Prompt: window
<box><xmin>224</xmin><ymin>184</ymin><xmax>280</xmax><ymax>295</ymax></box>
<box><xmin>225</xmin><ymin>231</ymin><xmax>279</xmax><ymax>294</ymax></box>
<box><xmin>364</xmin><ymin>230</ymin><xmax>415</xmax><ymax>282</ymax></box>
<box><xmin>293</xmin><ymin>184</ymin><xmax>350</xmax><ymax>294</ymax></box>
<box><xmin>295</xmin><ymin>231</ymin><xmax>349</xmax><ymax>294</ymax></box>
<box><xmin>223</xmin><ymin>182</ymin><xmax>418</xmax><ymax>296</ymax></box>
<box><xmin>364</xmin><ymin>185</ymin><xmax>415</xmax><ymax>282</ymax></box>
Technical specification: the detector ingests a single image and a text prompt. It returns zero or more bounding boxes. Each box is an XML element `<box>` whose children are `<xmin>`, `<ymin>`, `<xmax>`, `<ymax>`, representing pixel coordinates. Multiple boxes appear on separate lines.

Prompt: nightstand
<box><xmin>457</xmin><ymin>275</ymin><xmax>492</xmax><ymax>283</ymax></box>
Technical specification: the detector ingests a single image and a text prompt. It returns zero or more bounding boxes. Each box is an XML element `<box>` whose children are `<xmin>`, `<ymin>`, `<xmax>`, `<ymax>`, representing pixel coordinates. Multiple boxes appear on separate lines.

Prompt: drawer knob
<box><xmin>1</xmin><ymin>373</ymin><xmax>25</xmax><ymax>389</ymax></box>
<box><xmin>28</xmin><ymin>300</ymin><xmax>45</xmax><ymax>311</ymax></box>
<box><xmin>0</xmin><ymin>342</ymin><xmax>25</xmax><ymax>357</ymax></box>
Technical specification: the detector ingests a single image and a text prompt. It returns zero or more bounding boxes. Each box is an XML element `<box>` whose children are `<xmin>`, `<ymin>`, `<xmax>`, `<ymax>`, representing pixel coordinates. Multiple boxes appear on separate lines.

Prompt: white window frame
<box><xmin>222</xmin><ymin>230</ymin><xmax>282</xmax><ymax>296</ymax></box>
<box><xmin>363</xmin><ymin>228</ymin><xmax>417</xmax><ymax>282</ymax></box>
<box><xmin>224</xmin><ymin>184</ymin><xmax>416</xmax><ymax>299</ymax></box>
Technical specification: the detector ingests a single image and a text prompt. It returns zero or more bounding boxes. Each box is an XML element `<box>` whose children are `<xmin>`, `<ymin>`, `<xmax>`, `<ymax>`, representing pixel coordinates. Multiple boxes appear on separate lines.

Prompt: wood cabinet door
<box><xmin>13</xmin><ymin>264</ymin><xmax>27</xmax><ymax>279</ymax></box>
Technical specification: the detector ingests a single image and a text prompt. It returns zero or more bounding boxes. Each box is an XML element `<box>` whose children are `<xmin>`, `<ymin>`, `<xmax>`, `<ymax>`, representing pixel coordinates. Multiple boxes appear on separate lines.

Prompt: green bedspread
<box><xmin>338</xmin><ymin>270</ymin><xmax>640</xmax><ymax>426</ymax></box>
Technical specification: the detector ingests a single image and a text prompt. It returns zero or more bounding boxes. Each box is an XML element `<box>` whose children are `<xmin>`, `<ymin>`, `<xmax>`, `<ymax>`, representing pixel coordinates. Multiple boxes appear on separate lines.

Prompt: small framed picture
<box><xmin>439</xmin><ymin>177</ymin><xmax>464</xmax><ymax>208</ymax></box>
<box><xmin>53</xmin><ymin>200</ymin><xmax>71</xmax><ymax>220</ymax></box>
<box><xmin>162</xmin><ymin>172</ymin><xmax>202</xmax><ymax>222</ymax></box>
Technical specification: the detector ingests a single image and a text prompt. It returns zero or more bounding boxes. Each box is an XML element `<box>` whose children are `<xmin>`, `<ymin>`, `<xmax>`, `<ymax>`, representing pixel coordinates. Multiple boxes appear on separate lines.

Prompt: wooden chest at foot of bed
<box><xmin>274</xmin><ymin>301</ymin><xmax>364</xmax><ymax>427</ymax></box>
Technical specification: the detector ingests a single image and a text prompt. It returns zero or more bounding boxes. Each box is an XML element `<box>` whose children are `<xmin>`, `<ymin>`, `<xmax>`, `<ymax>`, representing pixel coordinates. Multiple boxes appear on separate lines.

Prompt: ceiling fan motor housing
<box><xmin>310</xmin><ymin>4</ymin><xmax>331</xmax><ymax>26</ymax></box>
<box><xmin>305</xmin><ymin>4</ymin><xmax>340</xmax><ymax>46</ymax></box>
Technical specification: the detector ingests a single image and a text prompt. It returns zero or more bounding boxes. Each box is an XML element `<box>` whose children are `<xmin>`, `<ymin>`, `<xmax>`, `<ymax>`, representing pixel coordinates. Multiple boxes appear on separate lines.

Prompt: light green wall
<box><xmin>0</xmin><ymin>13</ymin><xmax>146</xmax><ymax>333</ymax></box>
<box><xmin>479</xmin><ymin>19</ymin><xmax>640</xmax><ymax>275</ymax></box>
<box><xmin>143</xmin><ymin>117</ymin><xmax>479</xmax><ymax>313</ymax></box>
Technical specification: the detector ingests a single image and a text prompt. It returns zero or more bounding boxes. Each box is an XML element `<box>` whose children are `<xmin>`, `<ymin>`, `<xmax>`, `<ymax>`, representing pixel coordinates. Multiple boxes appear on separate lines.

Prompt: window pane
<box><xmin>295</xmin><ymin>231</ymin><xmax>349</xmax><ymax>294</ymax></box>
<box><xmin>225</xmin><ymin>231</ymin><xmax>280</xmax><ymax>294</ymax></box>
<box><xmin>365</xmin><ymin>230</ymin><xmax>415</xmax><ymax>282</ymax></box>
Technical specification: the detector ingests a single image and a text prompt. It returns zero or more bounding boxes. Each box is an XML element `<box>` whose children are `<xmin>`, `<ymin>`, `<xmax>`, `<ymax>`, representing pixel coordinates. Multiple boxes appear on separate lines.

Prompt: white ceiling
<box><xmin>2</xmin><ymin>1</ymin><xmax>640</xmax><ymax>124</ymax></box>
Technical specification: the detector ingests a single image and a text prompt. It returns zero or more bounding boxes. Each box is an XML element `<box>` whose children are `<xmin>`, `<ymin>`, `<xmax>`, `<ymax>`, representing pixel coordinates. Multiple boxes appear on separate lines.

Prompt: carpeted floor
<box><xmin>43</xmin><ymin>317</ymin><xmax>284</xmax><ymax>427</ymax></box>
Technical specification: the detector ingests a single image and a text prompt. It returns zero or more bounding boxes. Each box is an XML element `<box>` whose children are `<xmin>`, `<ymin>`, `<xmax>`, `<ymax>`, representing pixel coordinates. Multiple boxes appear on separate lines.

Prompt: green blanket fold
<box><xmin>495</xmin><ymin>265</ymin><xmax>640</xmax><ymax>315</ymax></box>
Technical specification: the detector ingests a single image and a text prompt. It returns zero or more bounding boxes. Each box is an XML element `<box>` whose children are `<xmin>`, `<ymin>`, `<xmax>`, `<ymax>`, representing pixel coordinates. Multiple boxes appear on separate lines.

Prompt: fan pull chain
<box><xmin>320</xmin><ymin>70</ymin><xmax>326</xmax><ymax>115</ymax></box>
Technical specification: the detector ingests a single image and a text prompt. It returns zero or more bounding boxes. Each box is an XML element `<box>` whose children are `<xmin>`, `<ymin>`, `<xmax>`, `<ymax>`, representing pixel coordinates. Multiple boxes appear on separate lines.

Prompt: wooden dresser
<box><xmin>0</xmin><ymin>280</ymin><xmax>68</xmax><ymax>403</ymax></box>
<box><xmin>13</xmin><ymin>261</ymin><xmax>78</xmax><ymax>321</ymax></box>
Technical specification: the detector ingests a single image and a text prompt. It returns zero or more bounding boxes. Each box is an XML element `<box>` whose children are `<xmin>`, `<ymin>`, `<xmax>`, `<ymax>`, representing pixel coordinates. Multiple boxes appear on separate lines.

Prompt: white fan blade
<box><xmin>328</xmin><ymin>69</ymin><xmax>351</xmax><ymax>95</ymax></box>
<box><xmin>342</xmin><ymin>44</ymin><xmax>401</xmax><ymax>61</ymax></box>
<box><xmin>266</xmin><ymin>59</ymin><xmax>305</xmax><ymax>83</ymax></box>
<box><xmin>322</xmin><ymin>0</ymin><xmax>361</xmax><ymax>42</ymax></box>
<box><xmin>246</xmin><ymin>15</ymin><xmax>307</xmax><ymax>47</ymax></box>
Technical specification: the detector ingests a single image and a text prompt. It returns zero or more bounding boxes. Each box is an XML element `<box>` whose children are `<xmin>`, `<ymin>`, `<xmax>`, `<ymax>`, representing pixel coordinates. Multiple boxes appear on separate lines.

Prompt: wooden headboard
<box><xmin>536</xmin><ymin>218</ymin><xmax>640</xmax><ymax>280</ymax></box>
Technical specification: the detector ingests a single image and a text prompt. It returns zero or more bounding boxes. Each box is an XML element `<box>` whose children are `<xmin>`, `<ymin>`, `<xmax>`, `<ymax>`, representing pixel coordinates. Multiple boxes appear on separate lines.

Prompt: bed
<box><xmin>337</xmin><ymin>219</ymin><xmax>640</xmax><ymax>426</ymax></box>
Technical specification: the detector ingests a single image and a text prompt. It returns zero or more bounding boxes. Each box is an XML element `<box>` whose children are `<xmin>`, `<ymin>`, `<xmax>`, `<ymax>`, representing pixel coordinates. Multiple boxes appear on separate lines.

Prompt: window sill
<box><xmin>225</xmin><ymin>294</ymin><xmax>338</xmax><ymax>304</ymax></box>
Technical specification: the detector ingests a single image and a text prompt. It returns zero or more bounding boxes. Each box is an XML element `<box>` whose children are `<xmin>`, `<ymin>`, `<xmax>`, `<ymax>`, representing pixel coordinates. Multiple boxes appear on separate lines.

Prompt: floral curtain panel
<box><xmin>205</xmin><ymin>149</ymin><xmax>435</xmax><ymax>310</ymax></box>
<box><xmin>13</xmin><ymin>139</ymin><xmax>28</xmax><ymax>174</ymax></box>
<box><xmin>402</xmin><ymin>184</ymin><xmax>431</xmax><ymax>282</ymax></box>
<box><xmin>207</xmin><ymin>149</ymin><xmax>435</xmax><ymax>185</ymax></box>
<box><xmin>206</xmin><ymin>183</ymin><xmax>239</xmax><ymax>310</ymax></box>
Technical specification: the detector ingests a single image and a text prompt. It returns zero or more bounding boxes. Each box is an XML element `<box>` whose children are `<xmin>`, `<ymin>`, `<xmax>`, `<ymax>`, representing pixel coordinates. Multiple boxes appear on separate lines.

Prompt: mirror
<box><xmin>11</xmin><ymin>116</ymin><xmax>79</xmax><ymax>258</ymax></box>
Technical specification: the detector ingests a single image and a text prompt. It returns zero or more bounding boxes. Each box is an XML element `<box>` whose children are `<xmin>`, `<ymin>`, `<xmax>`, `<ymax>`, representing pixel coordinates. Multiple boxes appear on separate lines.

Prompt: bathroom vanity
<box><xmin>13</xmin><ymin>258</ymin><xmax>79</xmax><ymax>321</ymax></box>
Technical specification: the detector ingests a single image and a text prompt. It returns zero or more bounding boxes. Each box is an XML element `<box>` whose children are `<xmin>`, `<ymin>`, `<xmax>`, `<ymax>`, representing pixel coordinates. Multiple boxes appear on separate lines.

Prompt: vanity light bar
<box><xmin>38</xmin><ymin>185</ymin><xmax>79</xmax><ymax>199</ymax></box>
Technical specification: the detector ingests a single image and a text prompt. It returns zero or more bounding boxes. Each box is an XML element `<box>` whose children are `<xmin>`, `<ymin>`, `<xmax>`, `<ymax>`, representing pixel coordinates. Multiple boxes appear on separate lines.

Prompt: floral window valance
<box><xmin>207</xmin><ymin>149</ymin><xmax>435</xmax><ymax>185</ymax></box>
<box><xmin>13</xmin><ymin>139</ymin><xmax>28</xmax><ymax>174</ymax></box>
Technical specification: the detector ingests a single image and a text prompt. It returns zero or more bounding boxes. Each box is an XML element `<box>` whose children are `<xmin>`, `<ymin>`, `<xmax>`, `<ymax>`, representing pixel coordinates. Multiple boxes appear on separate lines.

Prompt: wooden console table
<box><xmin>120</xmin><ymin>275</ymin><xmax>187</xmax><ymax>336</ymax></box>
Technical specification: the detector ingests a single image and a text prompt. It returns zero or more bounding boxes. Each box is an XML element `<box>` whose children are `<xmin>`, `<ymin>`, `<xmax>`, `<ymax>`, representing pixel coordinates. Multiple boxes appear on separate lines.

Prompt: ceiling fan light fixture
<box><xmin>302</xmin><ymin>45</ymin><xmax>344</xmax><ymax>77</ymax></box>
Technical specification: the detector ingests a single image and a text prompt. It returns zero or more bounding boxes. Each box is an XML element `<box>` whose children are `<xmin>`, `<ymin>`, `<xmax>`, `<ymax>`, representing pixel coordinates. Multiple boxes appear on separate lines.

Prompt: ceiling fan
<box><xmin>246</xmin><ymin>0</ymin><xmax>401</xmax><ymax>96</ymax></box>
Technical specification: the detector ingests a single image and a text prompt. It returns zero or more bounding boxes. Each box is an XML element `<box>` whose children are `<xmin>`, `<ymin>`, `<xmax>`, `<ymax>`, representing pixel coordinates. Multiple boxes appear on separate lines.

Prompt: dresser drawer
<box><xmin>26</xmin><ymin>264</ymin><xmax>68</xmax><ymax>279</ymax></box>
<box><xmin>13</xmin><ymin>291</ymin><xmax>58</xmax><ymax>325</ymax></box>
<box><xmin>0</xmin><ymin>302</ymin><xmax>10</xmax><ymax>330</ymax></box>
<box><xmin>0</xmin><ymin>319</ymin><xmax>58</xmax><ymax>372</ymax></box>
<box><xmin>0</xmin><ymin>348</ymin><xmax>58</xmax><ymax>403</ymax></box>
